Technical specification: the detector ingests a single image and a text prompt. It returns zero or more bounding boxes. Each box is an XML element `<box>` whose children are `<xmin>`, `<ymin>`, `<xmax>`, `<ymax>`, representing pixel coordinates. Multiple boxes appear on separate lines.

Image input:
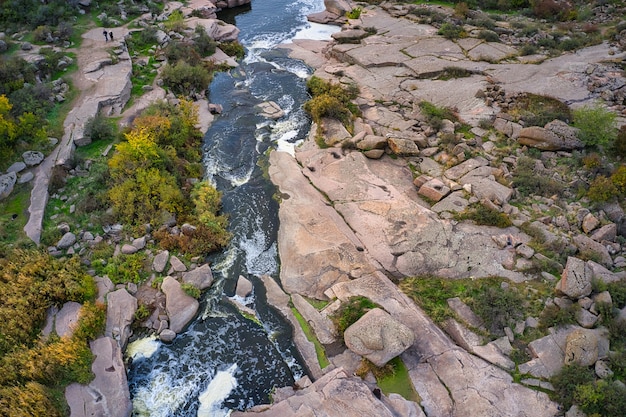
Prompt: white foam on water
<box><xmin>133</xmin><ymin>369</ymin><xmax>200</xmax><ymax>417</ymax></box>
<box><xmin>126</xmin><ymin>335</ymin><xmax>160</xmax><ymax>360</ymax></box>
<box><xmin>239</xmin><ymin>226</ymin><xmax>278</xmax><ymax>277</ymax></box>
<box><xmin>197</xmin><ymin>364</ymin><xmax>239</xmax><ymax>417</ymax></box>
<box><xmin>223</xmin><ymin>165</ymin><xmax>254</xmax><ymax>187</ymax></box>
<box><xmin>290</xmin><ymin>22</ymin><xmax>341</xmax><ymax>42</ymax></box>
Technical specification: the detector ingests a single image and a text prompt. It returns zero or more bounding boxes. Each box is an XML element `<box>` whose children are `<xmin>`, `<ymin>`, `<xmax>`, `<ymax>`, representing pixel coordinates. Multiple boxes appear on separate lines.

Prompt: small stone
<box><xmin>159</xmin><ymin>329</ymin><xmax>176</xmax><ymax>342</ymax></box>
<box><xmin>57</xmin><ymin>232</ymin><xmax>77</xmax><ymax>249</ymax></box>
<box><xmin>121</xmin><ymin>244</ymin><xmax>138</xmax><ymax>255</ymax></box>
<box><xmin>153</xmin><ymin>250</ymin><xmax>169</xmax><ymax>273</ymax></box>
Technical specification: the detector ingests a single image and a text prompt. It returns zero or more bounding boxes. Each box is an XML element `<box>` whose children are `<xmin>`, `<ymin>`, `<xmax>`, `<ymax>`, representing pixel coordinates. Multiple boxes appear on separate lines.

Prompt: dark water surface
<box><xmin>126</xmin><ymin>0</ymin><xmax>338</xmax><ymax>415</ymax></box>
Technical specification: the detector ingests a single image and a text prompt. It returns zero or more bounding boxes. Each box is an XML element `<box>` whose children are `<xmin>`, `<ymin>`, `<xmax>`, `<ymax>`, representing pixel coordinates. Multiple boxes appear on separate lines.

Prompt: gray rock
<box><xmin>447</xmin><ymin>297</ymin><xmax>484</xmax><ymax>329</ymax></box>
<box><xmin>517</xmin><ymin>123</ymin><xmax>584</xmax><ymax>151</ymax></box>
<box><xmin>292</xmin><ymin>293</ymin><xmax>336</xmax><ymax>345</ymax></box>
<box><xmin>573</xmin><ymin>234</ymin><xmax>613</xmax><ymax>267</ymax></box>
<box><xmin>7</xmin><ymin>161</ymin><xmax>26</xmax><ymax>173</ymax></box>
<box><xmin>565</xmin><ymin>405</ymin><xmax>586</xmax><ymax>417</ymax></box>
<box><xmin>95</xmin><ymin>275</ymin><xmax>114</xmax><ymax>303</ymax></box>
<box><xmin>132</xmin><ymin>236</ymin><xmax>146</xmax><ymax>250</ymax></box>
<box><xmin>159</xmin><ymin>329</ymin><xmax>176</xmax><ymax>342</ymax></box>
<box><xmin>182</xmin><ymin>263</ymin><xmax>214</xmax><ymax>290</ymax></box>
<box><xmin>575</xmin><ymin>308</ymin><xmax>598</xmax><ymax>329</ymax></box>
<box><xmin>595</xmin><ymin>359</ymin><xmax>614</xmax><ymax>379</ymax></box>
<box><xmin>590</xmin><ymin>223</ymin><xmax>617</xmax><ymax>242</ymax></box>
<box><xmin>419</xmin><ymin>178</ymin><xmax>450</xmax><ymax>202</ymax></box>
<box><xmin>235</xmin><ymin>275</ymin><xmax>253</xmax><ymax>298</ymax></box>
<box><xmin>564</xmin><ymin>328</ymin><xmax>598</xmax><ymax>367</ymax></box>
<box><xmin>22</xmin><ymin>150</ymin><xmax>45</xmax><ymax>166</ymax></box>
<box><xmin>0</xmin><ymin>171</ymin><xmax>17</xmax><ymax>199</ymax></box>
<box><xmin>256</xmin><ymin>101</ymin><xmax>285</xmax><ymax>119</ymax></box>
<box><xmin>581</xmin><ymin>212</ymin><xmax>600</xmax><ymax>234</ymax></box>
<box><xmin>430</xmin><ymin>191</ymin><xmax>469</xmax><ymax>213</ymax></box>
<box><xmin>57</xmin><ymin>232</ymin><xmax>77</xmax><ymax>249</ymax></box>
<box><xmin>357</xmin><ymin>134</ymin><xmax>387</xmax><ymax>150</ymax></box>
<box><xmin>387</xmin><ymin>136</ymin><xmax>420</xmax><ymax>156</ymax></box>
<box><xmin>444</xmin><ymin>156</ymin><xmax>489</xmax><ymax>180</ymax></box>
<box><xmin>105</xmin><ymin>288</ymin><xmax>137</xmax><ymax>349</ymax></box>
<box><xmin>161</xmin><ymin>276</ymin><xmax>199</xmax><ymax>333</ymax></box>
<box><xmin>555</xmin><ymin>257</ymin><xmax>593</xmax><ymax>299</ymax></box>
<box><xmin>121</xmin><ymin>244</ymin><xmax>138</xmax><ymax>254</ymax></box>
<box><xmin>17</xmin><ymin>171</ymin><xmax>33</xmax><ymax>184</ymax></box>
<box><xmin>54</xmin><ymin>301</ymin><xmax>83</xmax><ymax>338</ymax></box>
<box><xmin>153</xmin><ymin>250</ymin><xmax>169</xmax><ymax>273</ymax></box>
<box><xmin>169</xmin><ymin>255</ymin><xmax>187</xmax><ymax>272</ymax></box>
<box><xmin>344</xmin><ymin>308</ymin><xmax>415</xmax><ymax>367</ymax></box>
<box><xmin>587</xmin><ymin>260</ymin><xmax>621</xmax><ymax>284</ymax></box>
<box><xmin>65</xmin><ymin>337</ymin><xmax>132</xmax><ymax>417</ymax></box>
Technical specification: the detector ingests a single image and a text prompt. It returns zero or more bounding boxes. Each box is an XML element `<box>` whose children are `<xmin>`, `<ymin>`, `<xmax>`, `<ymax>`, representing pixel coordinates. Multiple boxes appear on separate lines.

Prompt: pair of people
<box><xmin>103</xmin><ymin>30</ymin><xmax>114</xmax><ymax>42</ymax></box>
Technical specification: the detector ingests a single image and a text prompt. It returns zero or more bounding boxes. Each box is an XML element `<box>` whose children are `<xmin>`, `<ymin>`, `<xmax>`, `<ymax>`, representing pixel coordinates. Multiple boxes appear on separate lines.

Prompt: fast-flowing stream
<box><xmin>126</xmin><ymin>1</ymin><xmax>339</xmax><ymax>416</ymax></box>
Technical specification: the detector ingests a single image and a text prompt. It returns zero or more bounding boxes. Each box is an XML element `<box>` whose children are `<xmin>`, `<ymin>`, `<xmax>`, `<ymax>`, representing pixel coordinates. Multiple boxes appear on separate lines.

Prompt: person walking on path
<box><xmin>103</xmin><ymin>29</ymin><xmax>108</xmax><ymax>42</ymax></box>
<box><xmin>109</xmin><ymin>31</ymin><xmax>114</xmax><ymax>41</ymax></box>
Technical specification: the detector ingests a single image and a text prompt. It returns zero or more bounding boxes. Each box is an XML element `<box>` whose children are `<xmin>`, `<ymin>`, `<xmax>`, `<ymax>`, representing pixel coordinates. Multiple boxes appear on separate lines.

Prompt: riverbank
<box><xmin>243</xmin><ymin>1</ymin><xmax>626</xmax><ymax>416</ymax></box>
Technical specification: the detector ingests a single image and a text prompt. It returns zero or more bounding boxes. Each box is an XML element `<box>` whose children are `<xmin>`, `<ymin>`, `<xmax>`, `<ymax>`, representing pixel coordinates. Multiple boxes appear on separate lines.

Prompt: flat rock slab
<box><xmin>65</xmin><ymin>336</ymin><xmax>132</xmax><ymax>417</ymax></box>
<box><xmin>268</xmin><ymin>149</ymin><xmax>377</xmax><ymax>300</ymax></box>
<box><xmin>231</xmin><ymin>368</ymin><xmax>421</xmax><ymax>417</ymax></box>
<box><xmin>294</xmin><ymin>146</ymin><xmax>526</xmax><ymax>281</ymax></box>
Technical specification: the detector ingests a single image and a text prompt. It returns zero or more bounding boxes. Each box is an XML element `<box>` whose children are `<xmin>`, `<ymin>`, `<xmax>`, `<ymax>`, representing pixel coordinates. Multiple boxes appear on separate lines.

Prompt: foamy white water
<box><xmin>133</xmin><ymin>369</ymin><xmax>201</xmax><ymax>417</ymax></box>
<box><xmin>197</xmin><ymin>364</ymin><xmax>239</xmax><ymax>417</ymax></box>
<box><xmin>291</xmin><ymin>21</ymin><xmax>341</xmax><ymax>41</ymax></box>
<box><xmin>126</xmin><ymin>335</ymin><xmax>160</xmax><ymax>360</ymax></box>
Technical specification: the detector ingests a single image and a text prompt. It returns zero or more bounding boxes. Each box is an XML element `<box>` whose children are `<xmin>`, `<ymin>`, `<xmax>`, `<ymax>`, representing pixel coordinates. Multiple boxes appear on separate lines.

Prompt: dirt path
<box><xmin>24</xmin><ymin>26</ymin><xmax>132</xmax><ymax>243</ymax></box>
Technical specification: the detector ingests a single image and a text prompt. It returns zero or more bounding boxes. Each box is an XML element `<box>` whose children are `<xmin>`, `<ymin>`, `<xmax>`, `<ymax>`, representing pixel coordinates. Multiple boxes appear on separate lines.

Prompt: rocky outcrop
<box><xmin>344</xmin><ymin>308</ymin><xmax>414</xmax><ymax>367</ymax></box>
<box><xmin>65</xmin><ymin>337</ymin><xmax>132</xmax><ymax>417</ymax></box>
<box><xmin>0</xmin><ymin>171</ymin><xmax>17</xmax><ymax>200</ymax></box>
<box><xmin>105</xmin><ymin>288</ymin><xmax>137</xmax><ymax>348</ymax></box>
<box><xmin>231</xmin><ymin>368</ymin><xmax>424</xmax><ymax>417</ymax></box>
<box><xmin>555</xmin><ymin>257</ymin><xmax>593</xmax><ymax>299</ymax></box>
<box><xmin>161</xmin><ymin>276</ymin><xmax>199</xmax><ymax>334</ymax></box>
<box><xmin>182</xmin><ymin>263</ymin><xmax>214</xmax><ymax>290</ymax></box>
<box><xmin>517</xmin><ymin>120</ymin><xmax>584</xmax><ymax>151</ymax></box>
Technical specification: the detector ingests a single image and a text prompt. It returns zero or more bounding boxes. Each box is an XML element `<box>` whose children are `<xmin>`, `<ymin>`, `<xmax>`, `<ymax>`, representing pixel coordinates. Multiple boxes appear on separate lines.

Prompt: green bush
<box><xmin>438</xmin><ymin>23</ymin><xmax>465</xmax><ymax>40</ymax></box>
<box><xmin>614</xmin><ymin>126</ymin><xmax>626</xmax><ymax>158</ymax></box>
<box><xmin>181</xmin><ymin>283</ymin><xmax>201</xmax><ymax>299</ymax></box>
<box><xmin>574</xmin><ymin>380</ymin><xmax>626</xmax><ymax>417</ymax></box>
<box><xmin>471</xmin><ymin>285</ymin><xmax>524</xmax><ymax>335</ymax></box>
<box><xmin>346</xmin><ymin>7</ymin><xmax>362</xmax><ymax>19</ymax></box>
<box><xmin>454</xmin><ymin>203</ymin><xmax>512</xmax><ymax>228</ymax></box>
<box><xmin>303</xmin><ymin>76</ymin><xmax>359</xmax><ymax>127</ymax></box>
<box><xmin>519</xmin><ymin>44</ymin><xmax>538</xmax><ymax>56</ymax></box>
<box><xmin>84</xmin><ymin>114</ymin><xmax>116</xmax><ymax>142</ymax></box>
<box><xmin>103</xmin><ymin>253</ymin><xmax>149</xmax><ymax>284</ymax></box>
<box><xmin>538</xmin><ymin>303</ymin><xmax>578</xmax><ymax>329</ymax></box>
<box><xmin>161</xmin><ymin>61</ymin><xmax>212</xmax><ymax>97</ymax></box>
<box><xmin>573</xmin><ymin>103</ymin><xmax>618</xmax><ymax>148</ymax></box>
<box><xmin>330</xmin><ymin>296</ymin><xmax>379</xmax><ymax>337</ymax></box>
<box><xmin>478</xmin><ymin>30</ymin><xmax>500</xmax><ymax>42</ymax></box>
<box><xmin>551</xmin><ymin>364</ymin><xmax>596</xmax><ymax>410</ymax></box>
<box><xmin>587</xmin><ymin>175</ymin><xmax>618</xmax><ymax>203</ymax></box>
<box><xmin>512</xmin><ymin>156</ymin><xmax>564</xmax><ymax>197</ymax></box>
<box><xmin>219</xmin><ymin>41</ymin><xmax>245</xmax><ymax>59</ymax></box>
<box><xmin>509</xmin><ymin>93</ymin><xmax>571</xmax><ymax>126</ymax></box>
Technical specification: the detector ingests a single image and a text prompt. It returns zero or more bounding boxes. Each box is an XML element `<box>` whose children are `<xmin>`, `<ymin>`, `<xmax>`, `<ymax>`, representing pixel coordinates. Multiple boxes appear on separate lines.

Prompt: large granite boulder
<box><xmin>57</xmin><ymin>232</ymin><xmax>77</xmax><ymax>249</ymax></box>
<box><xmin>65</xmin><ymin>337</ymin><xmax>132</xmax><ymax>417</ymax></box>
<box><xmin>182</xmin><ymin>263</ymin><xmax>214</xmax><ymax>290</ymax></box>
<box><xmin>22</xmin><ymin>150</ymin><xmax>45</xmax><ymax>166</ymax></box>
<box><xmin>343</xmin><ymin>308</ymin><xmax>415</xmax><ymax>367</ymax></box>
<box><xmin>564</xmin><ymin>328</ymin><xmax>599</xmax><ymax>367</ymax></box>
<box><xmin>0</xmin><ymin>171</ymin><xmax>17</xmax><ymax>200</ymax></box>
<box><xmin>555</xmin><ymin>257</ymin><xmax>593</xmax><ymax>299</ymax></box>
<box><xmin>517</xmin><ymin>121</ymin><xmax>584</xmax><ymax>151</ymax></box>
<box><xmin>161</xmin><ymin>276</ymin><xmax>199</xmax><ymax>333</ymax></box>
<box><xmin>186</xmin><ymin>17</ymin><xmax>240</xmax><ymax>42</ymax></box>
<box><xmin>105</xmin><ymin>288</ymin><xmax>137</xmax><ymax>348</ymax></box>
<box><xmin>235</xmin><ymin>275</ymin><xmax>253</xmax><ymax>298</ymax></box>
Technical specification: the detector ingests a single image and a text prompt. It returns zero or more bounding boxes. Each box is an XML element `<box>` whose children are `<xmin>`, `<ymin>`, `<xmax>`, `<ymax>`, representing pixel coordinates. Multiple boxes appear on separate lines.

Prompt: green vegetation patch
<box><xmin>291</xmin><ymin>306</ymin><xmax>330</xmax><ymax>369</ymax></box>
<box><xmin>374</xmin><ymin>357</ymin><xmax>420</xmax><ymax>402</ymax></box>
<box><xmin>454</xmin><ymin>202</ymin><xmax>513</xmax><ymax>228</ymax></box>
<box><xmin>573</xmin><ymin>103</ymin><xmax>618</xmax><ymax>149</ymax></box>
<box><xmin>329</xmin><ymin>296</ymin><xmax>380</xmax><ymax>337</ymax></box>
<box><xmin>303</xmin><ymin>75</ymin><xmax>360</xmax><ymax>129</ymax></box>
<box><xmin>400</xmin><ymin>276</ymin><xmax>547</xmax><ymax>337</ymax></box>
<box><xmin>507</xmin><ymin>93</ymin><xmax>572</xmax><ymax>127</ymax></box>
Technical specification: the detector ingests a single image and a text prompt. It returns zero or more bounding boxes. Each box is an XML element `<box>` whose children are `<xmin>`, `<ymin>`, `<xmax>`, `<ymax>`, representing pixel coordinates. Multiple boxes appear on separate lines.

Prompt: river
<box><xmin>125</xmin><ymin>1</ymin><xmax>339</xmax><ymax>416</ymax></box>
